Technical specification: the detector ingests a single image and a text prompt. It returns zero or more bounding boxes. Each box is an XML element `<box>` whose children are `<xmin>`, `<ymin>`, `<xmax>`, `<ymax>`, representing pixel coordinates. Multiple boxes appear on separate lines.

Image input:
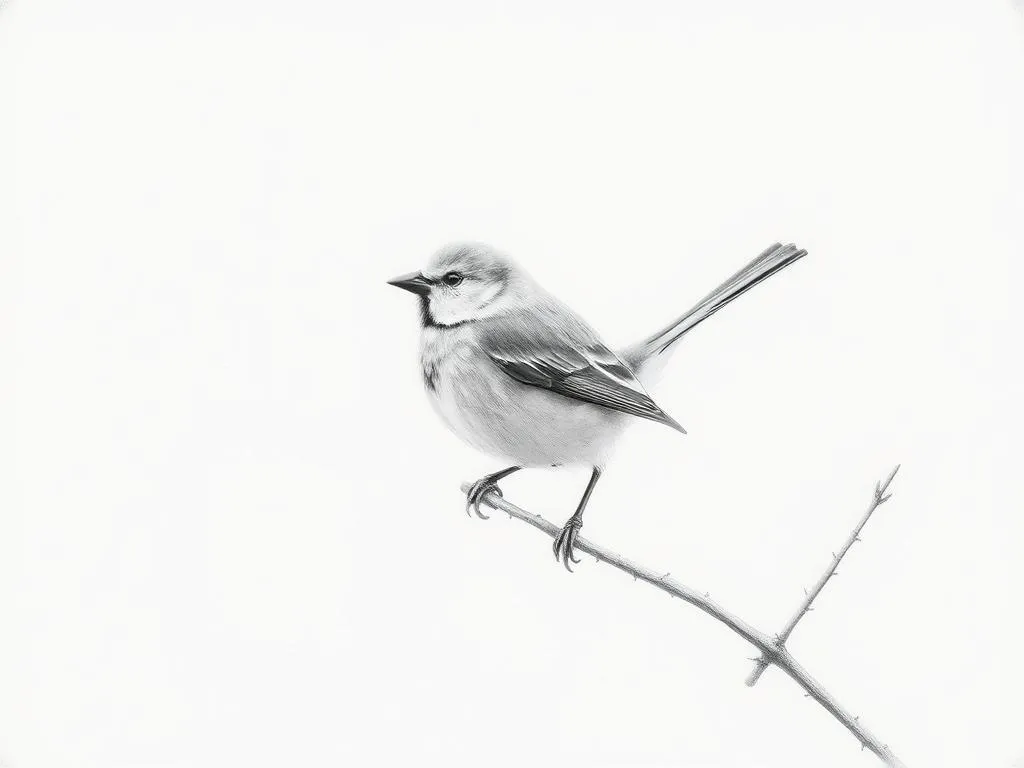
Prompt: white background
<box><xmin>2</xmin><ymin>1</ymin><xmax>1022</xmax><ymax>767</ymax></box>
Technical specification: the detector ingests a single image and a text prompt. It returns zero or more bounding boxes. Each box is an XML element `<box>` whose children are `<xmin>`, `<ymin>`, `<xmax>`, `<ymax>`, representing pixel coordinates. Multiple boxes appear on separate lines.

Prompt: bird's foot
<box><xmin>552</xmin><ymin>514</ymin><xmax>584</xmax><ymax>572</ymax></box>
<box><xmin>465</xmin><ymin>477</ymin><xmax>504</xmax><ymax>520</ymax></box>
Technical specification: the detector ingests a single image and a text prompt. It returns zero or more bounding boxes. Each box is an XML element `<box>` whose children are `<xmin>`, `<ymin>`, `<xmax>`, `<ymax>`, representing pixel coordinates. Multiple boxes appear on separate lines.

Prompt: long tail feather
<box><xmin>622</xmin><ymin>242</ymin><xmax>806</xmax><ymax>368</ymax></box>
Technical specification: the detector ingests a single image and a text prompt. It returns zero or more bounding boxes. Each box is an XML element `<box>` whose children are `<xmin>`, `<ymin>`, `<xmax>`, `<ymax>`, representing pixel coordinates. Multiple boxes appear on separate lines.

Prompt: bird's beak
<box><xmin>387</xmin><ymin>271</ymin><xmax>432</xmax><ymax>296</ymax></box>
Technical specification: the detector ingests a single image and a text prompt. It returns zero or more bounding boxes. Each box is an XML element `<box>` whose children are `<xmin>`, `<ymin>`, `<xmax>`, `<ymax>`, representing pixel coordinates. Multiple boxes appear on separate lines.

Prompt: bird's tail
<box><xmin>621</xmin><ymin>242</ymin><xmax>806</xmax><ymax>371</ymax></box>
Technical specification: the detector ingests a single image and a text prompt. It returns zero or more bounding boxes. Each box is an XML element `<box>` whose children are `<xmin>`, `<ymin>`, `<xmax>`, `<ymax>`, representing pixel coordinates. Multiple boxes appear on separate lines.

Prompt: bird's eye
<box><xmin>442</xmin><ymin>272</ymin><xmax>463</xmax><ymax>287</ymax></box>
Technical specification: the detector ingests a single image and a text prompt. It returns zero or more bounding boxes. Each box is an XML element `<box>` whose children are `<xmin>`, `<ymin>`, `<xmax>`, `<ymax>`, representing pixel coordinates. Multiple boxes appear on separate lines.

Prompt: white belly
<box><xmin>421</xmin><ymin>325</ymin><xmax>625</xmax><ymax>468</ymax></box>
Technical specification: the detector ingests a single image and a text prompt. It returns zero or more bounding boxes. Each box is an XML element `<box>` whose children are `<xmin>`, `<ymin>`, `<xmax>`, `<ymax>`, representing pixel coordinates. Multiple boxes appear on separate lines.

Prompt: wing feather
<box><xmin>480</xmin><ymin>302</ymin><xmax>685</xmax><ymax>433</ymax></box>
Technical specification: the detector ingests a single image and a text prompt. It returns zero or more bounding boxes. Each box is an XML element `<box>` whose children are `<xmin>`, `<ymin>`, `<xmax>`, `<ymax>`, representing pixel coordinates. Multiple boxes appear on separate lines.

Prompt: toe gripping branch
<box><xmin>465</xmin><ymin>479</ymin><xmax>503</xmax><ymax>519</ymax></box>
<box><xmin>552</xmin><ymin>514</ymin><xmax>584</xmax><ymax>572</ymax></box>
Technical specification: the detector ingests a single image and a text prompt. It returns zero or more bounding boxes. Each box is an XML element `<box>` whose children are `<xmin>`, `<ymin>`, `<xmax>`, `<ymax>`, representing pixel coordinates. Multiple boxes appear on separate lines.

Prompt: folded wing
<box><xmin>481</xmin><ymin>306</ymin><xmax>685</xmax><ymax>433</ymax></box>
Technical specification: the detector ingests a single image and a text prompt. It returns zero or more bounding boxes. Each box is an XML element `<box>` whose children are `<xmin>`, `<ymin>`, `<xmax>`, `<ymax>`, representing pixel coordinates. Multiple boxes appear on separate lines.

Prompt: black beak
<box><xmin>387</xmin><ymin>271</ymin><xmax>432</xmax><ymax>296</ymax></box>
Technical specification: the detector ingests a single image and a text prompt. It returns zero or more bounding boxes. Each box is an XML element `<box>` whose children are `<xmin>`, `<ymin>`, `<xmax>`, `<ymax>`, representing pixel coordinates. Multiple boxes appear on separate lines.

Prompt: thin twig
<box><xmin>461</xmin><ymin>467</ymin><xmax>906</xmax><ymax>768</ymax></box>
<box><xmin>746</xmin><ymin>465</ymin><xmax>901</xmax><ymax>686</ymax></box>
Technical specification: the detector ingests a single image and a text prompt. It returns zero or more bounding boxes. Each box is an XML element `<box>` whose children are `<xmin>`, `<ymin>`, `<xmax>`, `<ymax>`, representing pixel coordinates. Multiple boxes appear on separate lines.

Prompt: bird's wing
<box><xmin>479</xmin><ymin>301</ymin><xmax>685</xmax><ymax>433</ymax></box>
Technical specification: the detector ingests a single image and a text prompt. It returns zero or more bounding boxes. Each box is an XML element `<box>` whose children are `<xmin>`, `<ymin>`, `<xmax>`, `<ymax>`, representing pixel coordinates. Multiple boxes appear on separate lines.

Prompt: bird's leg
<box><xmin>553</xmin><ymin>467</ymin><xmax>602</xmax><ymax>572</ymax></box>
<box><xmin>465</xmin><ymin>466</ymin><xmax>521</xmax><ymax>519</ymax></box>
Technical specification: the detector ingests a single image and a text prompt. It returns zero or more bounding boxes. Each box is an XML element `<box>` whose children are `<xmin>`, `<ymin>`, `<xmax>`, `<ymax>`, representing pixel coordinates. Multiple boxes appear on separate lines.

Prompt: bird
<box><xmin>388</xmin><ymin>241</ymin><xmax>806</xmax><ymax>570</ymax></box>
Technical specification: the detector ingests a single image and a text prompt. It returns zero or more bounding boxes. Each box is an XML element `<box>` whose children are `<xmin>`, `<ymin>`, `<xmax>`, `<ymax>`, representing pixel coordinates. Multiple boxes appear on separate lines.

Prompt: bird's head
<box><xmin>388</xmin><ymin>242</ymin><xmax>522</xmax><ymax>327</ymax></box>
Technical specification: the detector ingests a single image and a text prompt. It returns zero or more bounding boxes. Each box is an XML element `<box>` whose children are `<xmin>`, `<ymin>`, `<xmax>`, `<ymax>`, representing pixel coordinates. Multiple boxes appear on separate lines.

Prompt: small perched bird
<box><xmin>389</xmin><ymin>241</ymin><xmax>806</xmax><ymax>570</ymax></box>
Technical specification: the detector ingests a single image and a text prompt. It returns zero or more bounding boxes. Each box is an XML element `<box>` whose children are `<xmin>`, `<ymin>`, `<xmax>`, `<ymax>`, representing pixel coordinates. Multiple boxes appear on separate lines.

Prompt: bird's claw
<box><xmin>465</xmin><ymin>478</ymin><xmax>503</xmax><ymax>520</ymax></box>
<box><xmin>552</xmin><ymin>515</ymin><xmax>583</xmax><ymax>572</ymax></box>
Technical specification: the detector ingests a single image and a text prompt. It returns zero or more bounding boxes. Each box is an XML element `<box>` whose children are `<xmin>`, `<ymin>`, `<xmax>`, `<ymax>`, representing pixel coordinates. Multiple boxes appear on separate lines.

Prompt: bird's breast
<box><xmin>421</xmin><ymin>324</ymin><xmax>523</xmax><ymax>462</ymax></box>
<box><xmin>420</xmin><ymin>325</ymin><xmax>479</xmax><ymax>435</ymax></box>
<box><xmin>420</xmin><ymin>324</ymin><xmax>474</xmax><ymax>393</ymax></box>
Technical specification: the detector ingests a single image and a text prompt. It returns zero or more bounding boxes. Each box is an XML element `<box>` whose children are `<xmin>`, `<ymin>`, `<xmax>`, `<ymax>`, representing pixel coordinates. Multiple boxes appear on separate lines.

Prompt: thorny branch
<box><xmin>746</xmin><ymin>465</ymin><xmax>901</xmax><ymax>686</ymax></box>
<box><xmin>461</xmin><ymin>466</ymin><xmax>907</xmax><ymax>768</ymax></box>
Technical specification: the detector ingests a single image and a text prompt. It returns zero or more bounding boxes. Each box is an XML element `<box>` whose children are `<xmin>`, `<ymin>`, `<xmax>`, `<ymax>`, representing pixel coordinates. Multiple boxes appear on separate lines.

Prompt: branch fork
<box><xmin>745</xmin><ymin>465</ymin><xmax>900</xmax><ymax>687</ymax></box>
<box><xmin>461</xmin><ymin>465</ymin><xmax>906</xmax><ymax>767</ymax></box>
